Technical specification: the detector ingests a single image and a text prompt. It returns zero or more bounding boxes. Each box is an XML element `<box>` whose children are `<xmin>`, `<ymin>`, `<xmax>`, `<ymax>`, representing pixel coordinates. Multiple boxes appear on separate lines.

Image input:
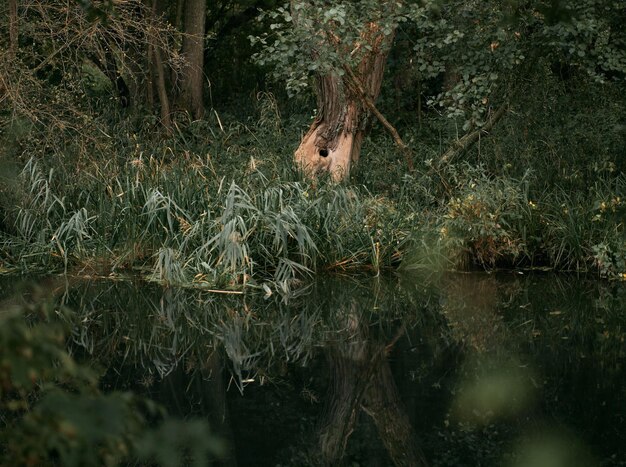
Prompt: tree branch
<box><xmin>437</xmin><ymin>103</ymin><xmax>507</xmax><ymax>168</ymax></box>
<box><xmin>343</xmin><ymin>65</ymin><xmax>414</xmax><ymax>172</ymax></box>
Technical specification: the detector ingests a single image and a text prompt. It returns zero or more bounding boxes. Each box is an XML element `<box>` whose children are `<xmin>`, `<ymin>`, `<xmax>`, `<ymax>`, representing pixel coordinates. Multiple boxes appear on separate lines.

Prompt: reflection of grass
<box><xmin>16</xmin><ymin>272</ymin><xmax>624</xmax><ymax>466</ymax></box>
<box><xmin>60</xmin><ymin>274</ymin><xmax>440</xmax><ymax>388</ymax></box>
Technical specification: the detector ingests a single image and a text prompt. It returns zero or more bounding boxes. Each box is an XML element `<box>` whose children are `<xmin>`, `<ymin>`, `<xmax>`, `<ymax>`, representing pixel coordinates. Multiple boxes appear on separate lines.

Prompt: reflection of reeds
<box><xmin>59</xmin><ymin>274</ymin><xmax>440</xmax><ymax>389</ymax></box>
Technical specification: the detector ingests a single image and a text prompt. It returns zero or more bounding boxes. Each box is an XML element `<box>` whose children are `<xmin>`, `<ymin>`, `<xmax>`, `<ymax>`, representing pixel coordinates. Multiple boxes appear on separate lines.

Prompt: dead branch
<box><xmin>437</xmin><ymin>103</ymin><xmax>507</xmax><ymax>168</ymax></box>
<box><xmin>343</xmin><ymin>65</ymin><xmax>414</xmax><ymax>172</ymax></box>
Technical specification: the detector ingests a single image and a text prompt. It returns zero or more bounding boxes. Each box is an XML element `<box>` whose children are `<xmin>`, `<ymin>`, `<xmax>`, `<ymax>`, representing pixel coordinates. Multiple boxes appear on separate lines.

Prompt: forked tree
<box><xmin>294</xmin><ymin>16</ymin><xmax>399</xmax><ymax>181</ymax></box>
<box><xmin>257</xmin><ymin>1</ymin><xmax>405</xmax><ymax>181</ymax></box>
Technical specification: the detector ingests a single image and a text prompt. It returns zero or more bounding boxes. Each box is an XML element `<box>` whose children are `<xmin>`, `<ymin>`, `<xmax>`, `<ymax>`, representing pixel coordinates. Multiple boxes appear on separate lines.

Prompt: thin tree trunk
<box><xmin>9</xmin><ymin>0</ymin><xmax>18</xmax><ymax>59</ymax></box>
<box><xmin>149</xmin><ymin>0</ymin><xmax>172</xmax><ymax>131</ymax></box>
<box><xmin>145</xmin><ymin>40</ymin><xmax>155</xmax><ymax>111</ymax></box>
<box><xmin>151</xmin><ymin>46</ymin><xmax>172</xmax><ymax>131</ymax></box>
<box><xmin>179</xmin><ymin>0</ymin><xmax>206</xmax><ymax>120</ymax></box>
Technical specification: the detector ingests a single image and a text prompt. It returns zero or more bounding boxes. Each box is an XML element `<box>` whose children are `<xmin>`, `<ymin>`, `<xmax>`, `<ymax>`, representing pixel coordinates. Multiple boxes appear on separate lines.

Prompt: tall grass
<box><xmin>1</xmin><ymin>148</ymin><xmax>416</xmax><ymax>290</ymax></box>
<box><xmin>1</xmin><ymin>88</ymin><xmax>624</xmax><ymax>283</ymax></box>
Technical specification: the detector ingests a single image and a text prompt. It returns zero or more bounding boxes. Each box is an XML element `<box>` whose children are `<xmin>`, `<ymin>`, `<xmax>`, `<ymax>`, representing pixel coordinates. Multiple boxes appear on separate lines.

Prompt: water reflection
<box><xmin>19</xmin><ymin>273</ymin><xmax>625</xmax><ymax>466</ymax></box>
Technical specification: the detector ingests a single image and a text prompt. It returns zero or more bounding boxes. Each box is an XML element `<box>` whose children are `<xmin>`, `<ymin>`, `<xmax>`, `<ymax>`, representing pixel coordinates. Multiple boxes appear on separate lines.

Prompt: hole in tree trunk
<box><xmin>319</xmin><ymin>148</ymin><xmax>329</xmax><ymax>158</ymax></box>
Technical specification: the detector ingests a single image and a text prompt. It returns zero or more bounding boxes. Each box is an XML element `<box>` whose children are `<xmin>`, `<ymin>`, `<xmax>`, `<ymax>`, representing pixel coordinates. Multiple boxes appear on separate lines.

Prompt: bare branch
<box><xmin>343</xmin><ymin>65</ymin><xmax>414</xmax><ymax>172</ymax></box>
<box><xmin>437</xmin><ymin>104</ymin><xmax>508</xmax><ymax>168</ymax></box>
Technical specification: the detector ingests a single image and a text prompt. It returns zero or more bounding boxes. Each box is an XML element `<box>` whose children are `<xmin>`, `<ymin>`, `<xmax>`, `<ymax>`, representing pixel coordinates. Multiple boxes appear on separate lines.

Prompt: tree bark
<box><xmin>295</xmin><ymin>23</ymin><xmax>394</xmax><ymax>182</ymax></box>
<box><xmin>179</xmin><ymin>0</ymin><xmax>206</xmax><ymax>120</ymax></box>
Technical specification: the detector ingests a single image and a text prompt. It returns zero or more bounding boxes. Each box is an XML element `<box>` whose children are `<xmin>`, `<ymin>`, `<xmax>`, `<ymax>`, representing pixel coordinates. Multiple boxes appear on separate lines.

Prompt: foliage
<box><xmin>437</xmin><ymin>165</ymin><xmax>528</xmax><ymax>267</ymax></box>
<box><xmin>252</xmin><ymin>0</ymin><xmax>625</xmax><ymax>127</ymax></box>
<box><xmin>0</xmin><ymin>297</ymin><xmax>224</xmax><ymax>466</ymax></box>
<box><xmin>250</xmin><ymin>0</ymin><xmax>404</xmax><ymax>95</ymax></box>
<box><xmin>0</xmin><ymin>0</ymin><xmax>624</xmax><ymax>281</ymax></box>
<box><xmin>1</xmin><ymin>98</ymin><xmax>625</xmax><ymax>282</ymax></box>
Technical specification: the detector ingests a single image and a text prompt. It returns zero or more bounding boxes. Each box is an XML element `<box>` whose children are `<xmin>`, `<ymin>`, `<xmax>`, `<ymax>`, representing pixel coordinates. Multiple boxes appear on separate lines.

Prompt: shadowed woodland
<box><xmin>0</xmin><ymin>0</ymin><xmax>625</xmax><ymax>285</ymax></box>
<box><xmin>0</xmin><ymin>0</ymin><xmax>625</xmax><ymax>466</ymax></box>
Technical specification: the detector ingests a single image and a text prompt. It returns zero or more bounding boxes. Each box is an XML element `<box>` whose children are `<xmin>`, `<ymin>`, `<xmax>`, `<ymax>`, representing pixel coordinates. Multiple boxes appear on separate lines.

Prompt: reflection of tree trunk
<box><xmin>318</xmin><ymin>346</ymin><xmax>369</xmax><ymax>463</ymax></box>
<box><xmin>363</xmin><ymin>357</ymin><xmax>427</xmax><ymax>467</ymax></box>
<box><xmin>317</xmin><ymin>309</ymin><xmax>427</xmax><ymax>466</ymax></box>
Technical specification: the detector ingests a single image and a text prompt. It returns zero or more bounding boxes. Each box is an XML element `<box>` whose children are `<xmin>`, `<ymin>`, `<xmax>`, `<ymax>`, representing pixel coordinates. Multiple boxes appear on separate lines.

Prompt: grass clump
<box><xmin>1</xmin><ymin>143</ymin><xmax>414</xmax><ymax>291</ymax></box>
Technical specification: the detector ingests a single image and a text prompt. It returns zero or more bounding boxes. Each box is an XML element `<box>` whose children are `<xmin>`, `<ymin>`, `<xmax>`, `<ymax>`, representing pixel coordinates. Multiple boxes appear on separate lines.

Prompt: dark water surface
<box><xmin>2</xmin><ymin>273</ymin><xmax>625</xmax><ymax>466</ymax></box>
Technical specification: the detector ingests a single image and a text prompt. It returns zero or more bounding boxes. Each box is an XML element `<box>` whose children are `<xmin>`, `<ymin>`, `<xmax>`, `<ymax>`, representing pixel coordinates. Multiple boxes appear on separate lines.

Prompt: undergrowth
<box><xmin>1</xmin><ymin>89</ymin><xmax>625</xmax><ymax>287</ymax></box>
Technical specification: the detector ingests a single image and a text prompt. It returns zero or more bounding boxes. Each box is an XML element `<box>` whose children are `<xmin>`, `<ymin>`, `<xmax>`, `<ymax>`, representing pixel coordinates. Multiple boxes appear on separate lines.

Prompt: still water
<box><xmin>3</xmin><ymin>272</ymin><xmax>625</xmax><ymax>466</ymax></box>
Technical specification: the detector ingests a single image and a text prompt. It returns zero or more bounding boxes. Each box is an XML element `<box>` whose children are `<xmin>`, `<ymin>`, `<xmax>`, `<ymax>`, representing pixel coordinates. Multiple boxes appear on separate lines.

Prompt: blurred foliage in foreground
<box><xmin>0</xmin><ymin>294</ymin><xmax>224</xmax><ymax>467</ymax></box>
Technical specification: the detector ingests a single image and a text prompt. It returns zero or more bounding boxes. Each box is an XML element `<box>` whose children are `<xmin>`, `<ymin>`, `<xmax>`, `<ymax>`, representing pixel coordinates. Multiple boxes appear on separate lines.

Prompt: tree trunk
<box><xmin>151</xmin><ymin>41</ymin><xmax>173</xmax><ymax>131</ymax></box>
<box><xmin>149</xmin><ymin>0</ymin><xmax>172</xmax><ymax>131</ymax></box>
<box><xmin>295</xmin><ymin>24</ymin><xmax>393</xmax><ymax>182</ymax></box>
<box><xmin>179</xmin><ymin>0</ymin><xmax>206</xmax><ymax>120</ymax></box>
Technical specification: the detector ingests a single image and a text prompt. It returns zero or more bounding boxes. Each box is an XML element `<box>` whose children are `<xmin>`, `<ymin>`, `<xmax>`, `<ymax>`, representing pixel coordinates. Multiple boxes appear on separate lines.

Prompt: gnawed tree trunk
<box><xmin>295</xmin><ymin>23</ymin><xmax>394</xmax><ymax>182</ymax></box>
<box><xmin>179</xmin><ymin>0</ymin><xmax>206</xmax><ymax>120</ymax></box>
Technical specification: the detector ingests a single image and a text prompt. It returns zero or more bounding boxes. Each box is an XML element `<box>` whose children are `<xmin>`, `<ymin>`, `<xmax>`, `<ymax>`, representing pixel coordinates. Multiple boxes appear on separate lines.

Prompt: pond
<box><xmin>1</xmin><ymin>272</ymin><xmax>625</xmax><ymax>466</ymax></box>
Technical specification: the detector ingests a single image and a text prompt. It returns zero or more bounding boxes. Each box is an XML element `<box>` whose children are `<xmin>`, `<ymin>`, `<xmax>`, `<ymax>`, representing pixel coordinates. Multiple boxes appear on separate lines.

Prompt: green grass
<box><xmin>1</xmin><ymin>84</ymin><xmax>625</xmax><ymax>286</ymax></box>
